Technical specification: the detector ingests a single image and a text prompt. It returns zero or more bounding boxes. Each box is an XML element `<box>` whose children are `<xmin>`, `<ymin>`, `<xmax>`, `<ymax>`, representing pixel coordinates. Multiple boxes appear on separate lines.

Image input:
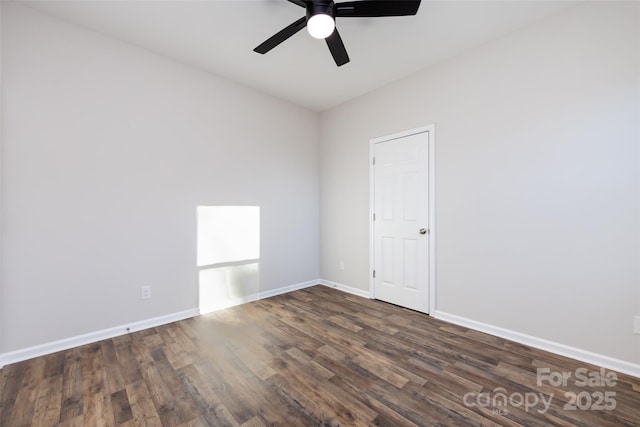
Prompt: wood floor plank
<box><xmin>83</xmin><ymin>388</ymin><xmax>116</xmax><ymax>427</ymax></box>
<box><xmin>240</xmin><ymin>415</ymin><xmax>267</xmax><ymax>427</ymax></box>
<box><xmin>0</xmin><ymin>361</ymin><xmax>27</xmax><ymax>426</ymax></box>
<box><xmin>110</xmin><ymin>388</ymin><xmax>134</xmax><ymax>425</ymax></box>
<box><xmin>176</xmin><ymin>364</ymin><xmax>239</xmax><ymax>427</ymax></box>
<box><xmin>30</xmin><ymin>374</ymin><xmax>63</xmax><ymax>426</ymax></box>
<box><xmin>367</xmin><ymin>395</ymin><xmax>420</xmax><ymax>427</ymax></box>
<box><xmin>57</xmin><ymin>414</ymin><xmax>85</xmax><ymax>427</ymax></box>
<box><xmin>43</xmin><ymin>351</ymin><xmax>66</xmax><ymax>379</ymax></box>
<box><xmin>60</xmin><ymin>348</ymin><xmax>84</xmax><ymax>423</ymax></box>
<box><xmin>101</xmin><ymin>340</ymin><xmax>127</xmax><ymax>395</ymax></box>
<box><xmin>366</xmin><ymin>381</ymin><xmax>475</xmax><ymax>427</ymax></box>
<box><xmin>5</xmin><ymin>386</ymin><xmax>37</xmax><ymax>427</ymax></box>
<box><xmin>139</xmin><ymin>362</ymin><xmax>187</xmax><ymax>426</ymax></box>
<box><xmin>327</xmin><ymin>314</ymin><xmax>364</xmax><ymax>333</ymax></box>
<box><xmin>272</xmin><ymin>355</ymin><xmax>378</xmax><ymax>425</ymax></box>
<box><xmin>113</xmin><ymin>338</ymin><xmax>144</xmax><ymax>386</ymax></box>
<box><xmin>1</xmin><ymin>285</ymin><xmax>638</xmax><ymax>426</ymax></box>
<box><xmin>5</xmin><ymin>356</ymin><xmax>46</xmax><ymax>427</ymax></box>
<box><xmin>125</xmin><ymin>380</ymin><xmax>162</xmax><ymax>427</ymax></box>
<box><xmin>197</xmin><ymin>342</ymin><xmax>312</xmax><ymax>427</ymax></box>
<box><xmin>177</xmin><ymin>416</ymin><xmax>211</xmax><ymax>427</ymax></box>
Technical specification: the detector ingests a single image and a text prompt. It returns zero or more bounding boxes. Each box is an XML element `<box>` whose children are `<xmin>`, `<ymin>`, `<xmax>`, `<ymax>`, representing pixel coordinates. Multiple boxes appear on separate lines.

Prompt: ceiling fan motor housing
<box><xmin>306</xmin><ymin>0</ymin><xmax>335</xmax><ymax>21</ymax></box>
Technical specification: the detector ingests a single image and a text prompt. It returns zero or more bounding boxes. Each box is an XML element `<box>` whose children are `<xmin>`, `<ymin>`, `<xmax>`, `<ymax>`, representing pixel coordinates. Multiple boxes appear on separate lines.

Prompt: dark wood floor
<box><xmin>1</xmin><ymin>285</ymin><xmax>639</xmax><ymax>426</ymax></box>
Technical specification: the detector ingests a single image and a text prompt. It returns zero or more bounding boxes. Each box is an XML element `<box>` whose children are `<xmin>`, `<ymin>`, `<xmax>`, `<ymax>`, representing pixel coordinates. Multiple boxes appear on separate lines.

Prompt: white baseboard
<box><xmin>0</xmin><ymin>280</ymin><xmax>321</xmax><ymax>368</ymax></box>
<box><xmin>319</xmin><ymin>279</ymin><xmax>371</xmax><ymax>299</ymax></box>
<box><xmin>433</xmin><ymin>310</ymin><xmax>640</xmax><ymax>379</ymax></box>
<box><xmin>0</xmin><ymin>308</ymin><xmax>199</xmax><ymax>368</ymax></box>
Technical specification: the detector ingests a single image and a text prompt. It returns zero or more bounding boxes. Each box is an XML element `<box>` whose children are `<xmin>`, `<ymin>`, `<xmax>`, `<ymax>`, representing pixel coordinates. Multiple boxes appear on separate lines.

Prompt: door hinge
<box><xmin>372</xmin><ymin>157</ymin><xmax>376</xmax><ymax>165</ymax></box>
<box><xmin>373</xmin><ymin>213</ymin><xmax>376</xmax><ymax>221</ymax></box>
<box><xmin>373</xmin><ymin>270</ymin><xmax>376</xmax><ymax>278</ymax></box>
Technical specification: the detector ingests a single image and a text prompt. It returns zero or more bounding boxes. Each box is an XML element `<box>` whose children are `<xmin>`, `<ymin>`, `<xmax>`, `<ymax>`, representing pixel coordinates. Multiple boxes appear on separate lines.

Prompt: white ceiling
<box><xmin>23</xmin><ymin>0</ymin><xmax>578</xmax><ymax>111</ymax></box>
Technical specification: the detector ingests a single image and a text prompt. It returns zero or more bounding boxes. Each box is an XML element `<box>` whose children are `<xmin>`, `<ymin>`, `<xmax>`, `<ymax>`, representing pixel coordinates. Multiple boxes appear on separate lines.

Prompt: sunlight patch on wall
<box><xmin>197</xmin><ymin>206</ymin><xmax>260</xmax><ymax>314</ymax></box>
<box><xmin>198</xmin><ymin>263</ymin><xmax>259</xmax><ymax>314</ymax></box>
<box><xmin>197</xmin><ymin>206</ymin><xmax>260</xmax><ymax>266</ymax></box>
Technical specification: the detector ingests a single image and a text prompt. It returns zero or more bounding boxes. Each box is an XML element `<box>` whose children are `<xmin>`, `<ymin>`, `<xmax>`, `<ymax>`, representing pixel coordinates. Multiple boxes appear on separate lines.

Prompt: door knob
<box><xmin>419</xmin><ymin>228</ymin><xmax>427</xmax><ymax>235</ymax></box>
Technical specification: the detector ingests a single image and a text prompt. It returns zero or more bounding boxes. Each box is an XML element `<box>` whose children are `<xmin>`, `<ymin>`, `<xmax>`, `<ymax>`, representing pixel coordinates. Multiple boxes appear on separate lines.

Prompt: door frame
<box><xmin>369</xmin><ymin>124</ymin><xmax>436</xmax><ymax>314</ymax></box>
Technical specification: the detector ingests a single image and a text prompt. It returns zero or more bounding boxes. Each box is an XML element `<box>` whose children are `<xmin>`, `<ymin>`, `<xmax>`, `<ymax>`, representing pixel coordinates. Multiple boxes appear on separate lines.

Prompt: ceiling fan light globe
<box><xmin>307</xmin><ymin>14</ymin><xmax>335</xmax><ymax>39</ymax></box>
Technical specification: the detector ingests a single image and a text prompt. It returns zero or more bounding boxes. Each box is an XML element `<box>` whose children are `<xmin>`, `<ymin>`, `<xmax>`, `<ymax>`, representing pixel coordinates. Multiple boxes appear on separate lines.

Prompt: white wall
<box><xmin>320</xmin><ymin>1</ymin><xmax>640</xmax><ymax>364</ymax></box>
<box><xmin>1</xmin><ymin>3</ymin><xmax>319</xmax><ymax>353</ymax></box>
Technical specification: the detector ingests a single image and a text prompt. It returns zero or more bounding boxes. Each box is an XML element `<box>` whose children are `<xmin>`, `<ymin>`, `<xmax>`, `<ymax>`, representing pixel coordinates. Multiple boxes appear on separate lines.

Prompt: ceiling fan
<box><xmin>254</xmin><ymin>0</ymin><xmax>422</xmax><ymax>67</ymax></box>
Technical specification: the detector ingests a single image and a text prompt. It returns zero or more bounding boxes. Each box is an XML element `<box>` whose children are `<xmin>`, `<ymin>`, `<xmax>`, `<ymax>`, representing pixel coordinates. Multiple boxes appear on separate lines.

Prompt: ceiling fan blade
<box><xmin>325</xmin><ymin>28</ymin><xmax>350</xmax><ymax>66</ymax></box>
<box><xmin>335</xmin><ymin>0</ymin><xmax>421</xmax><ymax>18</ymax></box>
<box><xmin>254</xmin><ymin>17</ymin><xmax>307</xmax><ymax>54</ymax></box>
<box><xmin>287</xmin><ymin>0</ymin><xmax>308</xmax><ymax>7</ymax></box>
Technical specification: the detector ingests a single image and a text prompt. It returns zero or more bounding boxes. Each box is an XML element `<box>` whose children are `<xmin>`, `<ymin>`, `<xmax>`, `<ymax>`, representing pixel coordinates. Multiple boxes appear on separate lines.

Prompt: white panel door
<box><xmin>373</xmin><ymin>131</ymin><xmax>429</xmax><ymax>313</ymax></box>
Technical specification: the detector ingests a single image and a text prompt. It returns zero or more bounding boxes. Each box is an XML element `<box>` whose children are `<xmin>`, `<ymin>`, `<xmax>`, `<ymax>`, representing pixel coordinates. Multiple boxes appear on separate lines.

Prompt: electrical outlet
<box><xmin>339</xmin><ymin>261</ymin><xmax>345</xmax><ymax>271</ymax></box>
<box><xmin>634</xmin><ymin>316</ymin><xmax>640</xmax><ymax>335</ymax></box>
<box><xmin>141</xmin><ymin>286</ymin><xmax>152</xmax><ymax>300</ymax></box>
